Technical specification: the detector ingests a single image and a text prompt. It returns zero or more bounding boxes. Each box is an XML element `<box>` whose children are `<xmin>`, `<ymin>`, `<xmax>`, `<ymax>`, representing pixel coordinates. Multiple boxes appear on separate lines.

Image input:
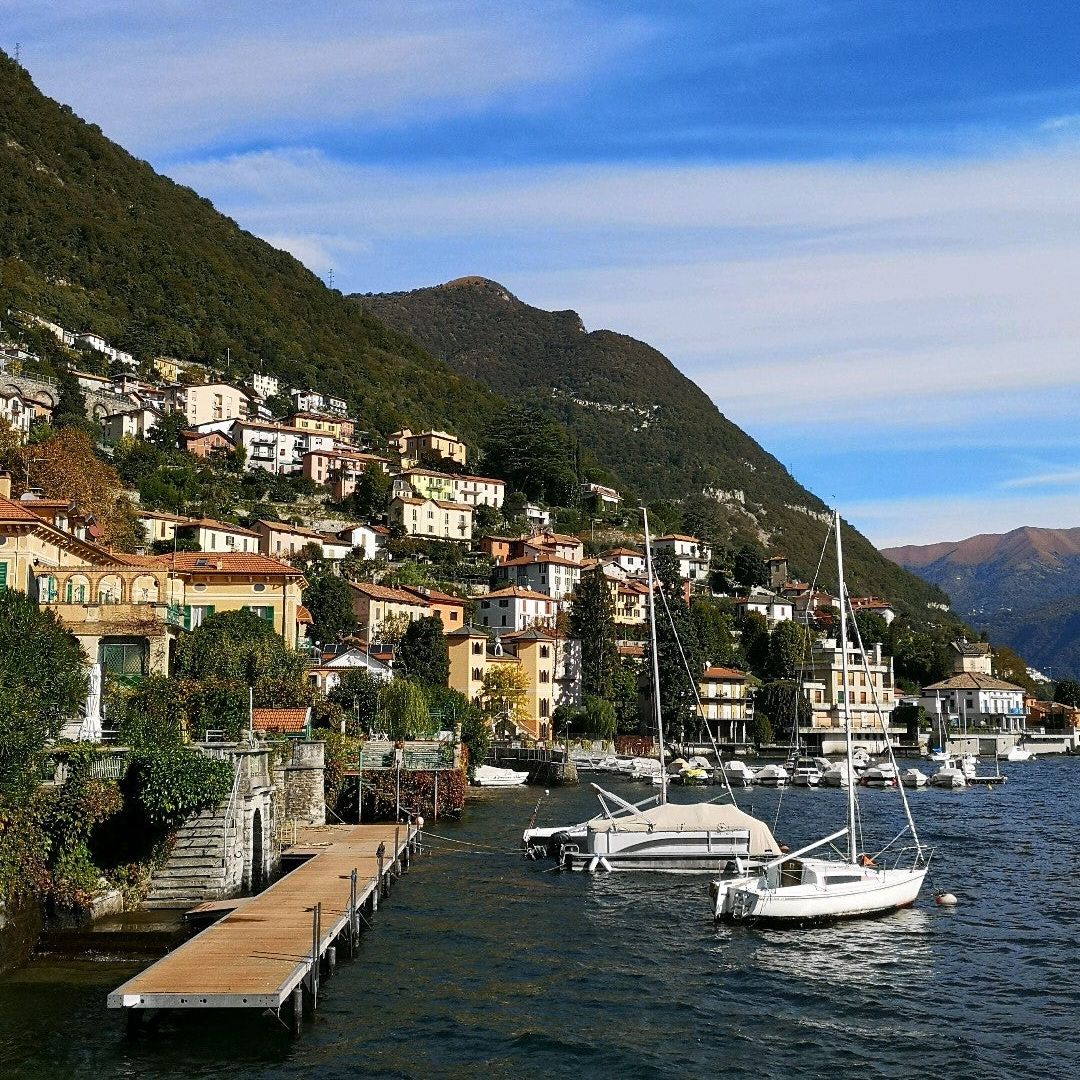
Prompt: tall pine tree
<box><xmin>570</xmin><ymin>565</ymin><xmax>619</xmax><ymax>700</ymax></box>
<box><xmin>646</xmin><ymin>552</ymin><xmax>704</xmax><ymax>743</ymax></box>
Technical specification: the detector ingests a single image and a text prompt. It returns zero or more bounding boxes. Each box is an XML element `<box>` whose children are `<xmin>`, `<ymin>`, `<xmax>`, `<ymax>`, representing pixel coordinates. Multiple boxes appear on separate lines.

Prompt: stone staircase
<box><xmin>143</xmin><ymin>804</ymin><xmax>238</xmax><ymax>909</ymax></box>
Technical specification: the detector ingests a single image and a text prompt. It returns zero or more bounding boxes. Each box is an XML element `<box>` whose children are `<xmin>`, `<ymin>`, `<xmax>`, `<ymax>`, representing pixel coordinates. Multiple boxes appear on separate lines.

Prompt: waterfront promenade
<box><xmin>107</xmin><ymin>822</ymin><xmax>418</xmax><ymax>1033</ymax></box>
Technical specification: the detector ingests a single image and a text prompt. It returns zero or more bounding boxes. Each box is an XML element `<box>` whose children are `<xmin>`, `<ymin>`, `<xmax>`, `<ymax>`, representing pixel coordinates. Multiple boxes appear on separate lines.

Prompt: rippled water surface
<box><xmin>2</xmin><ymin>758</ymin><xmax>1077</xmax><ymax>1080</ymax></box>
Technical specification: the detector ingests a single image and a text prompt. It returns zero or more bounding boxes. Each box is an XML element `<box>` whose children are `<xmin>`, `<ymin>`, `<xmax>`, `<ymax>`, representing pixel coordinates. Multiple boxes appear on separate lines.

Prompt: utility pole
<box><xmin>14</xmin><ymin>43</ymin><xmax>21</xmax><ymax>67</ymax></box>
<box><xmin>327</xmin><ymin>269</ymin><xmax>334</xmax><ymax>290</ymax></box>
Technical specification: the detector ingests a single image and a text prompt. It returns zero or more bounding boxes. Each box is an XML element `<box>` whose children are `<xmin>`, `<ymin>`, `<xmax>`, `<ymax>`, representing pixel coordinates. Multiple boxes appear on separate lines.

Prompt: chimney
<box><xmin>0</xmin><ymin>472</ymin><xmax>10</xmax><ymax>499</ymax></box>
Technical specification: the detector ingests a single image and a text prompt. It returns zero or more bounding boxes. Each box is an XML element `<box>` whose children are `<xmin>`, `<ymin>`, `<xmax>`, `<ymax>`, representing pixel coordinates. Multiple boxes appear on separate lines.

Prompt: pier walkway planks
<box><xmin>107</xmin><ymin>822</ymin><xmax>417</xmax><ymax>1015</ymax></box>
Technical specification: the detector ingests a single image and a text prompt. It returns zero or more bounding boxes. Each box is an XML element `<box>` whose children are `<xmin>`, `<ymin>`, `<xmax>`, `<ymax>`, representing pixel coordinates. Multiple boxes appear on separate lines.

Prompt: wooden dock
<box><xmin>107</xmin><ymin>822</ymin><xmax>418</xmax><ymax>1033</ymax></box>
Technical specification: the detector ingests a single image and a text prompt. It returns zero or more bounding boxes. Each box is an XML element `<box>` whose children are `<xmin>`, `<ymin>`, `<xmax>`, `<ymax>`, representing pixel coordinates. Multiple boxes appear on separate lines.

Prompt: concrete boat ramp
<box><xmin>108</xmin><ymin>822</ymin><xmax>419</xmax><ymax>1035</ymax></box>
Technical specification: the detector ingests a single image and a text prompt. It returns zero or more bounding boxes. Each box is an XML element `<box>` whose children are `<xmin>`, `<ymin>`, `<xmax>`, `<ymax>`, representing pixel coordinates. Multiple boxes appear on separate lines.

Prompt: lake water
<box><xmin>1</xmin><ymin>757</ymin><xmax>1077</xmax><ymax>1080</ymax></box>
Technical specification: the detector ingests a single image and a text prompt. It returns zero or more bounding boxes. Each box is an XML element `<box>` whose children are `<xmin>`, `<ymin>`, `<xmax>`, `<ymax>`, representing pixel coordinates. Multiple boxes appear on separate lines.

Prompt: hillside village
<box><xmin>0</xmin><ymin>305</ymin><xmax>1061</xmax><ymax>759</ymax></box>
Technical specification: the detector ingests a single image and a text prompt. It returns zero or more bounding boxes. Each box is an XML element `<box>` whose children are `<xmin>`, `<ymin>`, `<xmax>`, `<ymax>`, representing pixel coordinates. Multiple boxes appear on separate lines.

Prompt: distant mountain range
<box><xmin>883</xmin><ymin>527</ymin><xmax>1080</xmax><ymax>678</ymax></box>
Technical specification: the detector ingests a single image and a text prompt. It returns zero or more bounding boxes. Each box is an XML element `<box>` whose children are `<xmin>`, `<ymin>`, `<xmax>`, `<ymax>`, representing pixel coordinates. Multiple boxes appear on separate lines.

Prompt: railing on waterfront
<box><xmin>360</xmin><ymin>740</ymin><xmax>457</xmax><ymax>771</ymax></box>
<box><xmin>38</xmin><ymin>747</ymin><xmax>130</xmax><ymax>786</ymax></box>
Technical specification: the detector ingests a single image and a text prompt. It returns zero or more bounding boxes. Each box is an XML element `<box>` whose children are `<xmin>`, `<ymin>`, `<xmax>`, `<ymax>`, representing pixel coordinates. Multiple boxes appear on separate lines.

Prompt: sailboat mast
<box><xmin>643</xmin><ymin>507</ymin><xmax>668</xmax><ymax>805</ymax></box>
<box><xmin>834</xmin><ymin>510</ymin><xmax>858</xmax><ymax>863</ymax></box>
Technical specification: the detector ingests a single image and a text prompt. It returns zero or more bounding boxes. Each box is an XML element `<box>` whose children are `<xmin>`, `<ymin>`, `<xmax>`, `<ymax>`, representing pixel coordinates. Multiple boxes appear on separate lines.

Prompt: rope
<box><xmin>655</xmin><ymin>581</ymin><xmax>735</xmax><ymax>803</ymax></box>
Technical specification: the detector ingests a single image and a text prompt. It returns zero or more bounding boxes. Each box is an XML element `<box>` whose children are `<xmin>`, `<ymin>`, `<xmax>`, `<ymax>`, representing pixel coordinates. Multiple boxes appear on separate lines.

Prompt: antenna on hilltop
<box><xmin>14</xmin><ymin>42</ymin><xmax>21</xmax><ymax>66</ymax></box>
<box><xmin>327</xmin><ymin>269</ymin><xmax>334</xmax><ymax>290</ymax></box>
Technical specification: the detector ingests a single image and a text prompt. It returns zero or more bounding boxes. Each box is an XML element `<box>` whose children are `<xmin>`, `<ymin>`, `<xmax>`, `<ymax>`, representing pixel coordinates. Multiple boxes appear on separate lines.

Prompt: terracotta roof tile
<box><xmin>251</xmin><ymin>707</ymin><xmax>310</xmax><ymax>733</ymax></box>
<box><xmin>348</xmin><ymin>581</ymin><xmax>431</xmax><ymax>605</ymax></box>
<box><xmin>154</xmin><ymin>552</ymin><xmax>303</xmax><ymax>575</ymax></box>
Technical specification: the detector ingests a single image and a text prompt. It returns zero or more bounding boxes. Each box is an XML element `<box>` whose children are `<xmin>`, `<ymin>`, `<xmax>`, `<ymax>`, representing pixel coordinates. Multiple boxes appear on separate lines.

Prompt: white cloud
<box><xmin>174</xmin><ymin>144</ymin><xmax>1080</xmax><ymax>433</ymax></box>
<box><xmin>10</xmin><ymin>2</ymin><xmax>638</xmax><ymax>156</ymax></box>
<box><xmin>1000</xmin><ymin>468</ymin><xmax>1080</xmax><ymax>490</ymax></box>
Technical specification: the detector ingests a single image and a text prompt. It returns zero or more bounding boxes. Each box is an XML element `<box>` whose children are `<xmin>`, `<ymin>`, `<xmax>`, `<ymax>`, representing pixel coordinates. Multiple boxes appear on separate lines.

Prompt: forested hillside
<box><xmin>357</xmin><ymin>278</ymin><xmax>952</xmax><ymax>613</ymax></box>
<box><xmin>0</xmin><ymin>49</ymin><xmax>952</xmax><ymax>622</ymax></box>
<box><xmin>0</xmin><ymin>52</ymin><xmax>496</xmax><ymax>439</ymax></box>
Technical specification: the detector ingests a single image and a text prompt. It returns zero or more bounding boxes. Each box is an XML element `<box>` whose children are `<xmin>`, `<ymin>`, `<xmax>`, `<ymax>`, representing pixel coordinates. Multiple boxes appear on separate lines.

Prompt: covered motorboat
<box><xmin>474</xmin><ymin>764</ymin><xmax>530</xmax><ymax>788</ymax></box>
<box><xmin>756</xmin><ymin>763</ymin><xmax>789</xmax><ymax>788</ymax></box>
<box><xmin>561</xmin><ymin>790</ymin><xmax>782</xmax><ymax>873</ymax></box>
<box><xmin>820</xmin><ymin>761</ymin><xmax>855</xmax><ymax>788</ymax></box>
<box><xmin>901</xmin><ymin>767</ymin><xmax>929</xmax><ymax>788</ymax></box>
<box><xmin>718</xmin><ymin>759</ymin><xmax>756</xmax><ymax>787</ymax></box>
<box><xmin>790</xmin><ymin>757</ymin><xmax>823</xmax><ymax>787</ymax></box>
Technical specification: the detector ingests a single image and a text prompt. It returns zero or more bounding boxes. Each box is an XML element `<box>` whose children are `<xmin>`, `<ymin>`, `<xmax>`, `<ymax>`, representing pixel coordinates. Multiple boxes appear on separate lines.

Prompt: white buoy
<box><xmin>416</xmin><ymin>815</ymin><xmax>425</xmax><ymax>828</ymax></box>
<box><xmin>935</xmin><ymin>891</ymin><xmax>958</xmax><ymax>907</ymax></box>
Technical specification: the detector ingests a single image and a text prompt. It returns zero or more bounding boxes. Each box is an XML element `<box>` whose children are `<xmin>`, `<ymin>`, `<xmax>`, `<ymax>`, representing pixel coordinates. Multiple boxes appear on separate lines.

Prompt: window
<box><xmin>472</xmin><ymin>641</ymin><xmax>484</xmax><ymax>655</ymax></box>
<box><xmin>539</xmin><ymin>698</ymin><xmax>550</xmax><ymax>717</ymax></box>
<box><xmin>472</xmin><ymin>667</ymin><xmax>483</xmax><ymax>680</ymax></box>
<box><xmin>99</xmin><ymin>639</ymin><xmax>148</xmax><ymax>683</ymax></box>
<box><xmin>0</xmin><ymin>561</ymin><xmax>7</xmax><ymax>593</ymax></box>
<box><xmin>539</xmin><ymin>670</ymin><xmax>549</xmax><ymax>683</ymax></box>
<box><xmin>499</xmin><ymin>598</ymin><xmax>509</xmax><ymax>608</ymax></box>
<box><xmin>247</xmin><ymin>605</ymin><xmax>274</xmax><ymax>622</ymax></box>
<box><xmin>540</xmin><ymin>645</ymin><xmax>550</xmax><ymax>658</ymax></box>
<box><xmin>184</xmin><ymin>604</ymin><xmax>215</xmax><ymax>629</ymax></box>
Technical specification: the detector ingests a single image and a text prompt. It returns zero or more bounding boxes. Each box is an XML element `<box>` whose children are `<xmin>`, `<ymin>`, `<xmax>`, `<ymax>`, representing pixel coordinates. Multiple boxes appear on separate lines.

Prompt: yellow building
<box><xmin>391</xmin><ymin>428</ymin><xmax>467</xmax><ymax>467</ymax></box>
<box><xmin>162</xmin><ymin>382</ymin><xmax>251</xmax><ymax>426</ymax></box>
<box><xmin>390</xmin><ymin>496</ymin><xmax>473</xmax><ymax>541</ymax></box>
<box><xmin>289</xmin><ymin>412</ymin><xmax>345</xmax><ymax>440</ymax></box>
<box><xmin>0</xmin><ymin>476</ymin><xmax>308</xmax><ymax>682</ymax></box>
<box><xmin>447</xmin><ymin>625</ymin><xmax>573</xmax><ymax>742</ymax></box>
<box><xmin>346</xmin><ymin>581</ymin><xmax>429</xmax><ymax>641</ymax></box>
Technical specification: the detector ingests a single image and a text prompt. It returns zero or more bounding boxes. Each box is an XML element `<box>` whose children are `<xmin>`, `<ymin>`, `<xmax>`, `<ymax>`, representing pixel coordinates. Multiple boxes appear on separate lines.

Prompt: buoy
<box><xmin>416</xmin><ymin>815</ymin><xmax>425</xmax><ymax>829</ymax></box>
<box><xmin>935</xmin><ymin>891</ymin><xmax>958</xmax><ymax>907</ymax></box>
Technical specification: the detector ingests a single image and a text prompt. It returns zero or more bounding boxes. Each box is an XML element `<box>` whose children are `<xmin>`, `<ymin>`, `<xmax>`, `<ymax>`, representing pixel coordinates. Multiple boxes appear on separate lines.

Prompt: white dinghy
<box><xmin>714</xmin><ymin>510</ymin><xmax>930</xmax><ymax>923</ymax></box>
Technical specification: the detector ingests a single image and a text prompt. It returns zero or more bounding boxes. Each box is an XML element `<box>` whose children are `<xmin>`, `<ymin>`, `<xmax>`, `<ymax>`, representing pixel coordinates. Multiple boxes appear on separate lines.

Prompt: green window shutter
<box><xmin>0</xmin><ymin>562</ymin><xmax>7</xmax><ymax>593</ymax></box>
<box><xmin>182</xmin><ymin>604</ymin><xmax>192</xmax><ymax>631</ymax></box>
<box><xmin>64</xmin><ymin>580</ymin><xmax>73</xmax><ymax>603</ymax></box>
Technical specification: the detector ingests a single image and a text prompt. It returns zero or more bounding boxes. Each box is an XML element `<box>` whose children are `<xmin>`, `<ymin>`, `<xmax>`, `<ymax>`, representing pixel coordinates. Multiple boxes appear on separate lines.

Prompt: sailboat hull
<box><xmin>715</xmin><ymin>866</ymin><xmax>928</xmax><ymax>922</ymax></box>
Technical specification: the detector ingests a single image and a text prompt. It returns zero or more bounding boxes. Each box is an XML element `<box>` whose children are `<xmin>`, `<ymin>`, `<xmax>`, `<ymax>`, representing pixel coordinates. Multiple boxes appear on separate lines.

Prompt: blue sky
<box><xmin>6</xmin><ymin>1</ymin><xmax>1080</xmax><ymax>546</ymax></box>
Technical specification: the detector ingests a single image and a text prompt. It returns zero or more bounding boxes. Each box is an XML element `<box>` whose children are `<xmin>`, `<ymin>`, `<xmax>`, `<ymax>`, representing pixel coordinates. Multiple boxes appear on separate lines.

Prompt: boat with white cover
<box><xmin>756</xmin><ymin>763</ymin><xmax>789</xmax><ymax>788</ymax></box>
<box><xmin>998</xmin><ymin>744</ymin><xmax>1035</xmax><ymax>762</ymax></box>
<box><xmin>474</xmin><ymin>764</ymin><xmax>530</xmax><ymax>787</ymax></box>
<box><xmin>714</xmin><ymin>510</ymin><xmax>930</xmax><ymax>923</ymax></box>
<box><xmin>820</xmin><ymin>761</ymin><xmax>855</xmax><ymax>788</ymax></box>
<box><xmin>901</xmin><ymin>767</ymin><xmax>929</xmax><ymax>788</ymax></box>
<box><xmin>929</xmin><ymin>754</ymin><xmax>975</xmax><ymax>788</ymax></box>
<box><xmin>718</xmin><ymin>759</ymin><xmax>756</xmax><ymax>787</ymax></box>
<box><xmin>860</xmin><ymin>762</ymin><xmax>898</xmax><ymax>788</ymax></box>
<box><xmin>790</xmin><ymin>757</ymin><xmax>823</xmax><ymax>787</ymax></box>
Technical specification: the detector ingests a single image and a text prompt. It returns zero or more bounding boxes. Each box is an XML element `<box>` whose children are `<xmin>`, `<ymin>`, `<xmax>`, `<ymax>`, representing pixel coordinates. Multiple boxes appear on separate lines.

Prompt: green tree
<box><xmin>0</xmin><ymin>591</ymin><xmax>88</xmax><ymax>798</ymax></box>
<box><xmin>570</xmin><ymin>566</ymin><xmax>618</xmax><ymax>699</ymax></box>
<box><xmin>343</xmin><ymin>462</ymin><xmax>390</xmax><ymax>520</ymax></box>
<box><xmin>327</xmin><ymin>668</ymin><xmax>383</xmax><ymax>735</ymax></box>
<box><xmin>732</xmin><ymin>544</ymin><xmax>767</xmax><ymax>589</ymax></box>
<box><xmin>582</xmin><ymin>695</ymin><xmax>617</xmax><ymax>740</ymax></box>
<box><xmin>482</xmin><ymin>405</ymin><xmax>577</xmax><ymax>505</ymax></box>
<box><xmin>479</xmin><ymin>665</ymin><xmax>531</xmax><ymax>733</ymax></box>
<box><xmin>397</xmin><ymin>615</ymin><xmax>449</xmax><ymax>688</ymax></box>
<box><xmin>1054</xmin><ymin>679</ymin><xmax>1080</xmax><ymax>707</ymax></box>
<box><xmin>754</xmin><ymin>680</ymin><xmax>810</xmax><ymax>743</ymax></box>
<box><xmin>303</xmin><ymin>575</ymin><xmax>357</xmax><ymax>645</ymax></box>
<box><xmin>612</xmin><ymin>660</ymin><xmax>642</xmax><ymax>734</ymax></box>
<box><xmin>739</xmin><ymin>610</ymin><xmax>771</xmax><ymax>679</ymax></box>
<box><xmin>854</xmin><ymin>610</ymin><xmax>890</xmax><ymax>648</ymax></box>
<box><xmin>767</xmin><ymin>619</ymin><xmax>812</xmax><ymax>680</ymax></box>
<box><xmin>691</xmin><ymin>598</ymin><xmax>738</xmax><ymax>667</ymax></box>
<box><xmin>645</xmin><ymin>551</ymin><xmax>703</xmax><ymax>743</ymax></box>
<box><xmin>378</xmin><ymin>678</ymin><xmax>435</xmax><ymax>739</ymax></box>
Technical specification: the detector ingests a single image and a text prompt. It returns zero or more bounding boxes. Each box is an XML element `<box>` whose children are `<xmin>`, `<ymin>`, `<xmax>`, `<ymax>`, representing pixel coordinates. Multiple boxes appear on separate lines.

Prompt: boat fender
<box><xmin>416</xmin><ymin>815</ymin><xmax>425</xmax><ymax>829</ymax></box>
<box><xmin>935</xmin><ymin>891</ymin><xmax>958</xmax><ymax>907</ymax></box>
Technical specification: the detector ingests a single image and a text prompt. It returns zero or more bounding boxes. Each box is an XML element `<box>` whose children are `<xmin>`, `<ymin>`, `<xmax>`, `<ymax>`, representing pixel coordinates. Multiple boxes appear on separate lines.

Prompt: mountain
<box><xmin>883</xmin><ymin>527</ymin><xmax>1080</xmax><ymax>677</ymax></box>
<box><xmin>0</xmin><ymin>50</ymin><xmax>950</xmax><ymax>621</ymax></box>
<box><xmin>0</xmin><ymin>52</ymin><xmax>496</xmax><ymax>440</ymax></box>
<box><xmin>356</xmin><ymin>278</ymin><xmax>951</xmax><ymax>612</ymax></box>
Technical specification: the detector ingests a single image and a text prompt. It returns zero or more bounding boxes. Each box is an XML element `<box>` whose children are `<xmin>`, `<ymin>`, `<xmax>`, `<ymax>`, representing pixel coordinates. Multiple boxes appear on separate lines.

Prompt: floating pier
<box><xmin>107</xmin><ymin>822</ymin><xmax>418</xmax><ymax>1035</ymax></box>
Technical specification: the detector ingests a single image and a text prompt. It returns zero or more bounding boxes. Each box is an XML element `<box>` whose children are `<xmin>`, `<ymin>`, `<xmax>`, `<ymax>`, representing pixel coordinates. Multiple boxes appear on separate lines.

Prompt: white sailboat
<box><xmin>714</xmin><ymin>510</ymin><xmax>930</xmax><ymax>922</ymax></box>
<box><xmin>524</xmin><ymin>507</ymin><xmax>782</xmax><ymax>872</ymax></box>
<box><xmin>473</xmin><ymin>764</ymin><xmax>530</xmax><ymax>787</ymax></box>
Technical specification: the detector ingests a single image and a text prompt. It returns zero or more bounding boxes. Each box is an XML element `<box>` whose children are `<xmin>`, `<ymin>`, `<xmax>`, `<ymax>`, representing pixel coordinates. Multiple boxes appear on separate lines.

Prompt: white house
<box><xmin>524</xmin><ymin>504</ymin><xmax>551</xmax><ymax>528</ymax></box>
<box><xmin>476</xmin><ymin>586</ymin><xmax>557</xmax><ymax>634</ymax></box>
<box><xmin>291</xmin><ymin>388</ymin><xmax>325</xmax><ymax>413</ymax></box>
<box><xmin>390</xmin><ymin>496</ymin><xmax>473</xmax><ymax>541</ymax></box>
<box><xmin>101</xmin><ymin>406</ymin><xmax>160</xmax><ymax>442</ymax></box>
<box><xmin>920</xmin><ymin>673</ymin><xmax>1027</xmax><ymax>733</ymax></box>
<box><xmin>493</xmin><ymin>552</ymin><xmax>582</xmax><ymax>602</ymax></box>
<box><xmin>308</xmin><ymin>647</ymin><xmax>393</xmax><ymax>695</ymax></box>
<box><xmin>176</xmin><ymin>518</ymin><xmax>260</xmax><ymax>554</ymax></box>
<box><xmin>652</xmin><ymin>534</ymin><xmax>711</xmax><ymax>586</ymax></box>
<box><xmin>738</xmin><ymin>587</ymin><xmax>795</xmax><ymax>629</ymax></box>
<box><xmin>231</xmin><ymin>420</ymin><xmax>335</xmax><ymax>474</ymax></box>
<box><xmin>246</xmin><ymin>373</ymin><xmax>280</xmax><ymax>401</ymax></box>
<box><xmin>604</xmin><ymin>546</ymin><xmax>646</xmax><ymax>576</ymax></box>
<box><xmin>336</xmin><ymin>524</ymin><xmax>388</xmax><ymax>561</ymax></box>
